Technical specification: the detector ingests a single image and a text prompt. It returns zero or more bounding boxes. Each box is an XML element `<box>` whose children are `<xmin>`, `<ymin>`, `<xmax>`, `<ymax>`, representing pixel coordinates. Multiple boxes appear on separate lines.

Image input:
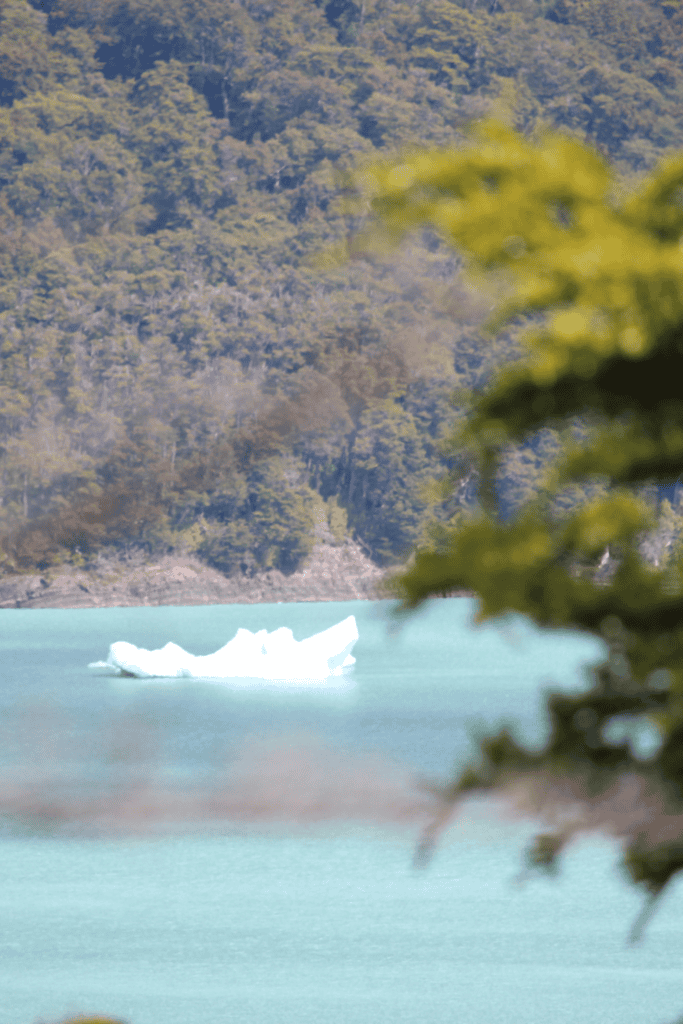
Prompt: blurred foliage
<box><xmin>3</xmin><ymin>0</ymin><xmax>683</xmax><ymax>576</ymax></box>
<box><xmin>57</xmin><ymin>1019</ymin><xmax>127</xmax><ymax>1024</ymax></box>
<box><xmin>353</xmin><ymin>119</ymin><xmax>683</xmax><ymax>939</ymax></box>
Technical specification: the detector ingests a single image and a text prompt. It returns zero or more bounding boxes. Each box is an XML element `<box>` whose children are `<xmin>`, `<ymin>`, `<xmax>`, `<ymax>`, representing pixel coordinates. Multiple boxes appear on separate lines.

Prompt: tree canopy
<box><xmin>350</xmin><ymin>118</ymin><xmax>683</xmax><ymax>941</ymax></box>
<box><xmin>3</xmin><ymin>0</ymin><xmax>683</xmax><ymax>578</ymax></box>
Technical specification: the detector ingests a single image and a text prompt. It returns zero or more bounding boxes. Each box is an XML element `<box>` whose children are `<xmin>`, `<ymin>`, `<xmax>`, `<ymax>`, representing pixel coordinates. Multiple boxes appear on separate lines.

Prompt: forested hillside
<box><xmin>2</xmin><ymin>0</ymin><xmax>683</xmax><ymax>576</ymax></box>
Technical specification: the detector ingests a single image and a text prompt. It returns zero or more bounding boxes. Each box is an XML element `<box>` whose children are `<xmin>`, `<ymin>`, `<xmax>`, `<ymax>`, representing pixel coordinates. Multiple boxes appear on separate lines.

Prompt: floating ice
<box><xmin>88</xmin><ymin>615</ymin><xmax>359</xmax><ymax>684</ymax></box>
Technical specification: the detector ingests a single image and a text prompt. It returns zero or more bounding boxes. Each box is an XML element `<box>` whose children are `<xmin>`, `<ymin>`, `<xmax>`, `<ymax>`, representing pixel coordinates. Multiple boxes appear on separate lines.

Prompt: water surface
<box><xmin>1</xmin><ymin>598</ymin><xmax>681</xmax><ymax>1024</ymax></box>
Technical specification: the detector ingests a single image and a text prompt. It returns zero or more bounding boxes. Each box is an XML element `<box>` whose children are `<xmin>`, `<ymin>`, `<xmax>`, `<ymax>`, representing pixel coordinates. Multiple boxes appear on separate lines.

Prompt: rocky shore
<box><xmin>0</xmin><ymin>539</ymin><xmax>391</xmax><ymax>609</ymax></box>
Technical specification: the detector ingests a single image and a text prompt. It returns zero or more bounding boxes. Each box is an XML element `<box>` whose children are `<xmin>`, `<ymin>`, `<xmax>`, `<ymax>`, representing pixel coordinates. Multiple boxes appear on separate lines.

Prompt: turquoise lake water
<box><xmin>1</xmin><ymin>597</ymin><xmax>682</xmax><ymax>1024</ymax></box>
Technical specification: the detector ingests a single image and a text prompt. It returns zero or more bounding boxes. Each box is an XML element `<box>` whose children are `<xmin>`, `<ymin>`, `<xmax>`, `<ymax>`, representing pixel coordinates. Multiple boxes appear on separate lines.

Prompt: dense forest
<box><xmin>2</xmin><ymin>0</ymin><xmax>683</xmax><ymax>576</ymax></box>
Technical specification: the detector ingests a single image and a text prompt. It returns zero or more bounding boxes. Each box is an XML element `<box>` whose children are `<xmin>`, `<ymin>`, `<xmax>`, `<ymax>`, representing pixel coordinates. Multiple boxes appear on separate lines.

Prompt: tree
<box><xmin>345</xmin><ymin>399</ymin><xmax>433</xmax><ymax>563</ymax></box>
<box><xmin>0</xmin><ymin>0</ymin><xmax>49</xmax><ymax>106</ymax></box>
<box><xmin>349</xmin><ymin>119</ymin><xmax>683</xmax><ymax>943</ymax></box>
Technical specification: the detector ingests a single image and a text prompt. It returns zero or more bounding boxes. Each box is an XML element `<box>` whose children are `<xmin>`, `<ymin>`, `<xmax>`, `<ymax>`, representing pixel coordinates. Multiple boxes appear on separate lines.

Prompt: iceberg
<box><xmin>88</xmin><ymin>615</ymin><xmax>359</xmax><ymax>684</ymax></box>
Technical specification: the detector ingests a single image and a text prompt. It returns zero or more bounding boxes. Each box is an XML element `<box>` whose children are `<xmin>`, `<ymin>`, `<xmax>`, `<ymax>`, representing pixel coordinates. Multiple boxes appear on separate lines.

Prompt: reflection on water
<box><xmin>0</xmin><ymin>728</ymin><xmax>436</xmax><ymax>838</ymax></box>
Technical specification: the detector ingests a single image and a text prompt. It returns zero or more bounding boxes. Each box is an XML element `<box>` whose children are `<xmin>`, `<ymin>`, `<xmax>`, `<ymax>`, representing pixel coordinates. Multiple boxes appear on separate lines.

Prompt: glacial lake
<box><xmin>1</xmin><ymin>597</ymin><xmax>682</xmax><ymax>1024</ymax></box>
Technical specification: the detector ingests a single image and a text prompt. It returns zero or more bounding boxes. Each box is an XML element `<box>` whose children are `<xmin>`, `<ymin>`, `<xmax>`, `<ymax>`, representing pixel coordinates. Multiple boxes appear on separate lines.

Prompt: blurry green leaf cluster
<box><xmin>353</xmin><ymin>119</ymin><xmax>683</xmax><ymax>936</ymax></box>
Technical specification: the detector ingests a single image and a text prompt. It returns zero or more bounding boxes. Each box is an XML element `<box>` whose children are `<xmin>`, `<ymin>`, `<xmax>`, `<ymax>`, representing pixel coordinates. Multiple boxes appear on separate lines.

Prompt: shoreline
<box><xmin>0</xmin><ymin>540</ymin><xmax>473</xmax><ymax>610</ymax></box>
<box><xmin>0</xmin><ymin>540</ymin><xmax>393</xmax><ymax>610</ymax></box>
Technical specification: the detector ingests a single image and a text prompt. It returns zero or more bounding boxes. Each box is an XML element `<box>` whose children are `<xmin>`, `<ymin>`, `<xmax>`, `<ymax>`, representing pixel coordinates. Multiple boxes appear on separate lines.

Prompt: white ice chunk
<box><xmin>88</xmin><ymin>615</ymin><xmax>359</xmax><ymax>684</ymax></box>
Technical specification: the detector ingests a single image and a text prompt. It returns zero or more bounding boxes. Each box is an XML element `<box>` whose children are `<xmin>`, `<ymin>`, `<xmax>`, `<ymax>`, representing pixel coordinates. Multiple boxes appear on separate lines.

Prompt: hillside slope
<box><xmin>1</xmin><ymin>0</ymin><xmax>683</xmax><ymax>583</ymax></box>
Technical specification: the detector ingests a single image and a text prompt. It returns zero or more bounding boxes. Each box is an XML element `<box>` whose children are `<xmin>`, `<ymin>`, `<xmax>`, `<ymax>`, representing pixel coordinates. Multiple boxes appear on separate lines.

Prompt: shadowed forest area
<box><xmin>2</xmin><ymin>0</ymin><xmax>683</xmax><ymax>578</ymax></box>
